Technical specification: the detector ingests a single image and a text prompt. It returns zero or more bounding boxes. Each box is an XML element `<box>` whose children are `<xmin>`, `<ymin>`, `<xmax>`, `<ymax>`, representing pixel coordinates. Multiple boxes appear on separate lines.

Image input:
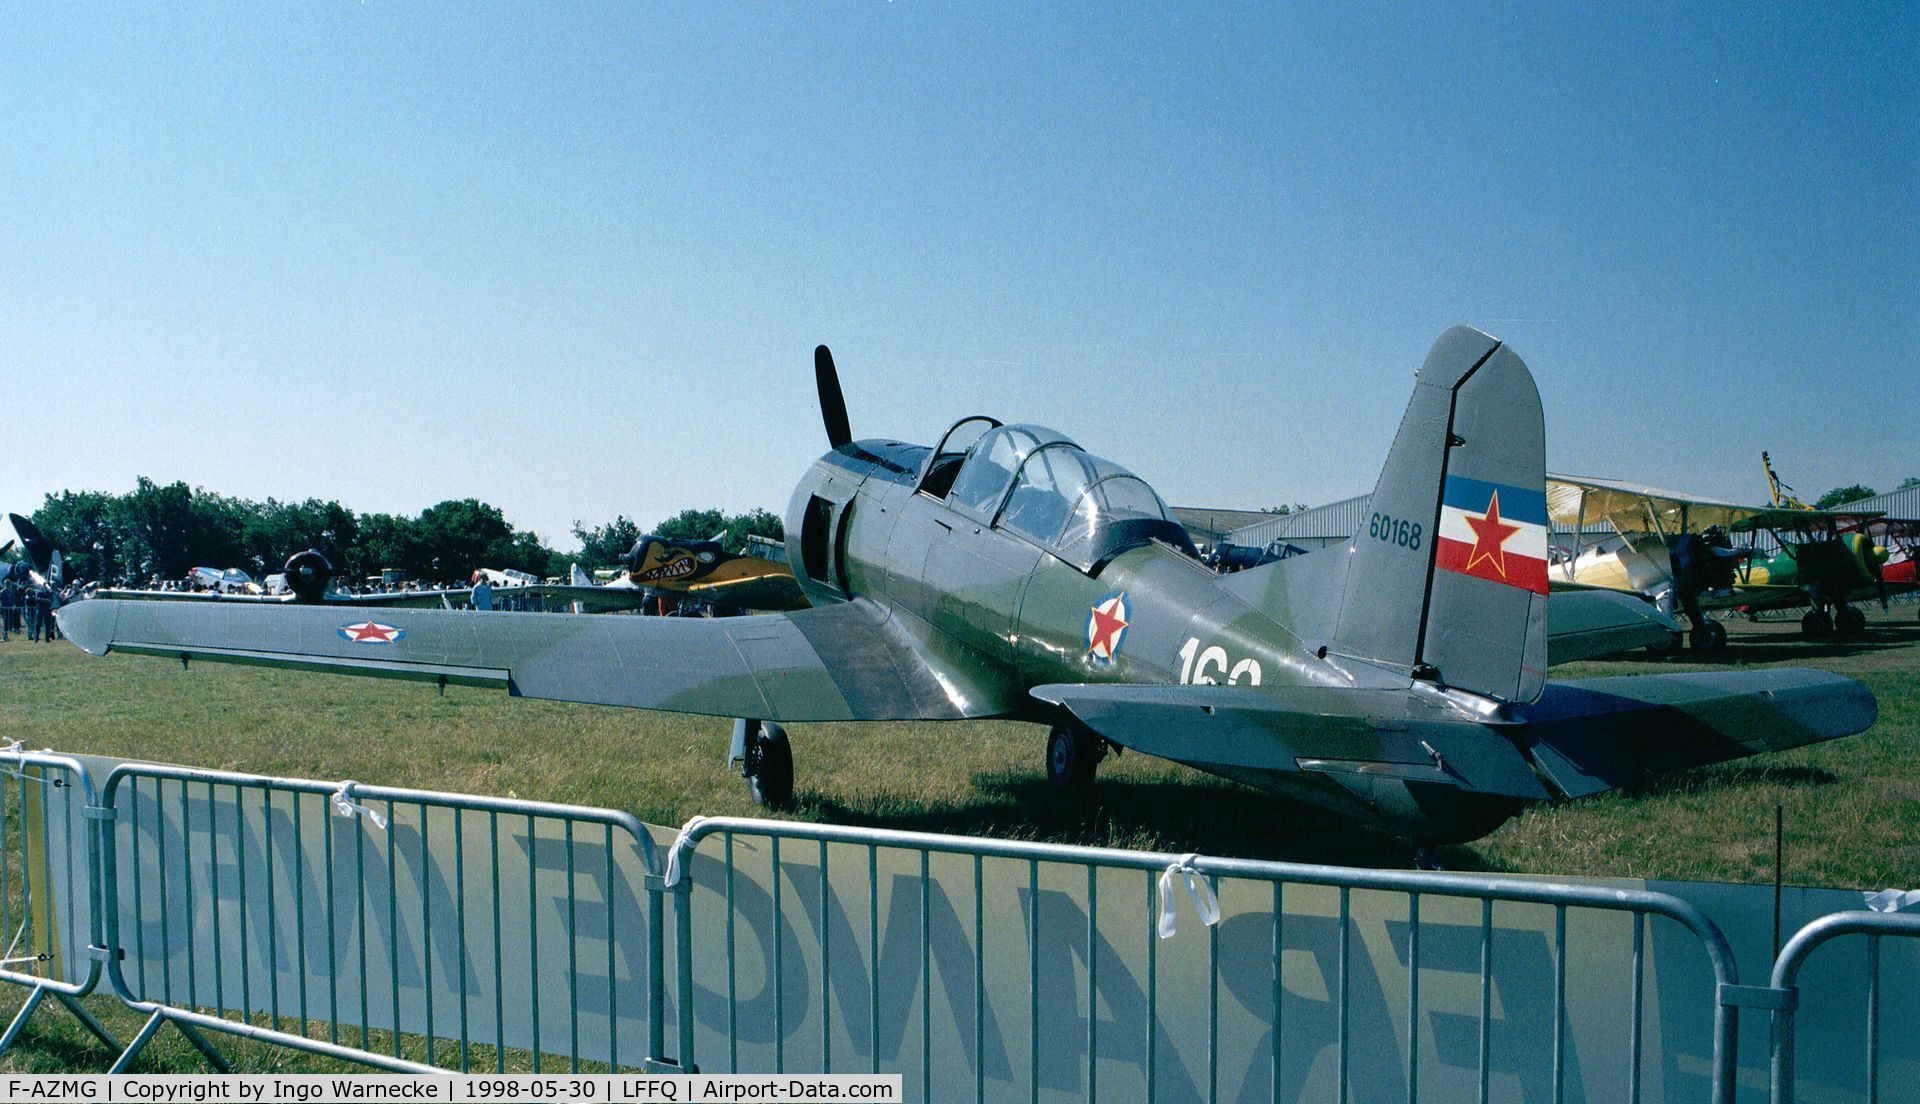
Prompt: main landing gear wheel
<box><xmin>743</xmin><ymin>721</ymin><xmax>794</xmax><ymax>808</ymax></box>
<box><xmin>1046</xmin><ymin>724</ymin><xmax>1102</xmax><ymax>790</ymax></box>
<box><xmin>1837</xmin><ymin>606</ymin><xmax>1867</xmax><ymax>635</ymax></box>
<box><xmin>1801</xmin><ymin>609</ymin><xmax>1834</xmax><ymax>639</ymax></box>
<box><xmin>1689</xmin><ymin>620</ymin><xmax>1728</xmax><ymax>653</ymax></box>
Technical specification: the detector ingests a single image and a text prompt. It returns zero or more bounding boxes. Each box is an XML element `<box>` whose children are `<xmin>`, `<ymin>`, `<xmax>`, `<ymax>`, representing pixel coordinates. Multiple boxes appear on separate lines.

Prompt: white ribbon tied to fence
<box><xmin>661</xmin><ymin>815</ymin><xmax>709</xmax><ymax>889</ymax></box>
<box><xmin>0</xmin><ymin>739</ymin><xmax>56</xmax><ymax>785</ymax></box>
<box><xmin>1864</xmin><ymin>888</ymin><xmax>1920</xmax><ymax>913</ymax></box>
<box><xmin>330</xmin><ymin>780</ymin><xmax>389</xmax><ymax>830</ymax></box>
<box><xmin>1157</xmin><ymin>853</ymin><xmax>1221</xmax><ymax>939</ymax></box>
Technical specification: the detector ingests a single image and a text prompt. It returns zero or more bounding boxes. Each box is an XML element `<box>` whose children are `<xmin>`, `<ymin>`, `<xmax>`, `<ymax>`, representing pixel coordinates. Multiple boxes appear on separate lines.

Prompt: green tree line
<box><xmin>19</xmin><ymin>478</ymin><xmax>783</xmax><ymax>587</ymax></box>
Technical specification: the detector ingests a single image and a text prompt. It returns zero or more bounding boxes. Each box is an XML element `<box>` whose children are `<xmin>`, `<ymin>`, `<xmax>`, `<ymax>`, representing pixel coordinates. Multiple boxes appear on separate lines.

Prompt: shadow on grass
<box><xmin>1600</xmin><ymin>623</ymin><xmax>1920</xmax><ymax>667</ymax></box>
<box><xmin>1625</xmin><ymin>762</ymin><xmax>1839</xmax><ymax>799</ymax></box>
<box><xmin>798</xmin><ymin>772</ymin><xmax>1505</xmax><ymax>874</ymax></box>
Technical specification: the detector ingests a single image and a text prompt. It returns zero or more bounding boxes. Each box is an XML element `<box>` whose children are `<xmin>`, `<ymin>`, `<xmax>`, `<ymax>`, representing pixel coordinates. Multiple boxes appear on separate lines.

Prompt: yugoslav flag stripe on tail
<box><xmin>1434</xmin><ymin>476</ymin><xmax>1550</xmax><ymax>595</ymax></box>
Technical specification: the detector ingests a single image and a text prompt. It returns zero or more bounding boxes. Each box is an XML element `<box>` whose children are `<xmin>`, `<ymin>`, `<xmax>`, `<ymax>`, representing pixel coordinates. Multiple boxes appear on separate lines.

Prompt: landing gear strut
<box><xmin>1045</xmin><ymin>724</ymin><xmax>1104</xmax><ymax>790</ymax></box>
<box><xmin>740</xmin><ymin>720</ymin><xmax>794</xmax><ymax>808</ymax></box>
<box><xmin>1801</xmin><ymin>608</ymin><xmax>1834</xmax><ymax>639</ymax></box>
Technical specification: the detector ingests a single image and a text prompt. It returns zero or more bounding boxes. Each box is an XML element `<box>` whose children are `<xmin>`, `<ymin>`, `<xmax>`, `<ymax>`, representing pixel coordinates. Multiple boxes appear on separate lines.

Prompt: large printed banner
<box><xmin>21</xmin><ymin>754</ymin><xmax>1915</xmax><ymax>1101</ymax></box>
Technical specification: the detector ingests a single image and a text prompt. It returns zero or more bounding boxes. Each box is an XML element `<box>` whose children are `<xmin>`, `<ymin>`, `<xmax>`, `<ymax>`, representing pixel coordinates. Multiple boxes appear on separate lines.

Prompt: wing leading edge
<box><xmin>57</xmin><ymin>597</ymin><xmax>986</xmax><ymax>723</ymax></box>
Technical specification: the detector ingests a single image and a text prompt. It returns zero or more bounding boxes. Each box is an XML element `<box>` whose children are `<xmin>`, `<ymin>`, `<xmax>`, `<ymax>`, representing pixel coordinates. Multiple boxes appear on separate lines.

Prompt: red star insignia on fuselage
<box><xmin>1087</xmin><ymin>599</ymin><xmax>1128</xmax><ymax>659</ymax></box>
<box><xmin>1463</xmin><ymin>491</ymin><xmax>1521</xmax><ymax>578</ymax></box>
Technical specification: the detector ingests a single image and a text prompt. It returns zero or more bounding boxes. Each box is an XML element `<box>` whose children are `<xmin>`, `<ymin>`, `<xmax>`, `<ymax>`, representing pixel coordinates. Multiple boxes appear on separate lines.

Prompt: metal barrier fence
<box><xmin>91</xmin><ymin>762</ymin><xmax>679</xmax><ymax>1074</ymax></box>
<box><xmin>1769</xmin><ymin>910</ymin><xmax>1920</xmax><ymax>1104</ymax></box>
<box><xmin>658</xmin><ymin>816</ymin><xmax>1745</xmax><ymax>1104</ymax></box>
<box><xmin>0</xmin><ymin>752</ymin><xmax>1911</xmax><ymax>1098</ymax></box>
<box><xmin>0</xmin><ymin>750</ymin><xmax>119</xmax><ymax>1057</ymax></box>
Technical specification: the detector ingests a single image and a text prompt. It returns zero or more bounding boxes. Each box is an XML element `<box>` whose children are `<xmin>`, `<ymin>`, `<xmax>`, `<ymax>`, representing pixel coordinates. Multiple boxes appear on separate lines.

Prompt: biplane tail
<box><xmin>1328</xmin><ymin>327</ymin><xmax>1550</xmax><ymax>703</ymax></box>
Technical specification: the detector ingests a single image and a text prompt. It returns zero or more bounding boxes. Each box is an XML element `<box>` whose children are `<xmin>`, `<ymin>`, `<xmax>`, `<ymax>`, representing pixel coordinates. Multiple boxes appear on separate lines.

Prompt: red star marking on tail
<box><xmin>1463</xmin><ymin>491</ymin><xmax>1521</xmax><ymax>578</ymax></box>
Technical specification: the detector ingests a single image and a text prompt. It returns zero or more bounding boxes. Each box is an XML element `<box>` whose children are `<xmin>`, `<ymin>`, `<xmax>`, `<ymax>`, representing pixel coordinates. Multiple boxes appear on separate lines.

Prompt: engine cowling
<box><xmin>282</xmin><ymin>550</ymin><xmax>334</xmax><ymax>604</ymax></box>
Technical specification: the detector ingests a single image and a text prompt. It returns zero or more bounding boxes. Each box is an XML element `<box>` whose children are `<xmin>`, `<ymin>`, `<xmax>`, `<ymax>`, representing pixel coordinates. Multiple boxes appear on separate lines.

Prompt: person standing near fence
<box><xmin>0</xmin><ymin>581</ymin><xmax>14</xmax><ymax>641</ymax></box>
<box><xmin>36</xmin><ymin>585</ymin><xmax>56</xmax><ymax>642</ymax></box>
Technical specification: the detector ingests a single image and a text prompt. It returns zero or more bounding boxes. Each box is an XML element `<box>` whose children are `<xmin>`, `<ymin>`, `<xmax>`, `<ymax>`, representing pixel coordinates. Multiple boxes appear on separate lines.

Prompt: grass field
<box><xmin>0</xmin><ymin>606</ymin><xmax>1916</xmax><ymax>1072</ymax></box>
<box><xmin>3</xmin><ymin>606</ymin><xmax>1915</xmax><ymax>887</ymax></box>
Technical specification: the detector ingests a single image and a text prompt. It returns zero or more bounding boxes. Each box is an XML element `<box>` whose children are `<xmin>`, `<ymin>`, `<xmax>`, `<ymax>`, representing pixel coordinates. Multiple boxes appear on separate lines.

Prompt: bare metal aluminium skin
<box><xmin>58</xmin><ymin>327</ymin><xmax>1876</xmax><ymax>846</ymax></box>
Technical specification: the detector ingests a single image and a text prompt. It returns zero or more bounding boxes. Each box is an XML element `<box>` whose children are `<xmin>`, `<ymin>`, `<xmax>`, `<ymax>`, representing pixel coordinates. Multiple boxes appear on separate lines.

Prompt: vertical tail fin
<box><xmin>1330</xmin><ymin>327</ymin><xmax>1549</xmax><ymax>703</ymax></box>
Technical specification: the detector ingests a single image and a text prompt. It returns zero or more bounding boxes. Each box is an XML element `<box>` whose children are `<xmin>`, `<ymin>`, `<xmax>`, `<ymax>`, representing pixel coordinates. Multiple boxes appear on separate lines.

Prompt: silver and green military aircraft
<box><xmin>57</xmin><ymin>328</ymin><xmax>1876</xmax><ymax>844</ymax></box>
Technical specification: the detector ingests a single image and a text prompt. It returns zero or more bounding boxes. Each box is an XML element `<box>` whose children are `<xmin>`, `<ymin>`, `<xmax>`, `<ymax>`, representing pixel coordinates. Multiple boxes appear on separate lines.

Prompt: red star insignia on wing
<box><xmin>1463</xmin><ymin>490</ymin><xmax>1521</xmax><ymax>578</ymax></box>
<box><xmin>344</xmin><ymin>621</ymin><xmax>399</xmax><ymax>643</ymax></box>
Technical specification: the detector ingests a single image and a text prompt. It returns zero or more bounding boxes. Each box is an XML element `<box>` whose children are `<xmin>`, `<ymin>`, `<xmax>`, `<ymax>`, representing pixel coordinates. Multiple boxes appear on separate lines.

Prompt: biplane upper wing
<box><xmin>1547</xmin><ymin>477</ymin><xmax>1881</xmax><ymax>535</ymax></box>
<box><xmin>56</xmin><ymin>596</ymin><xmax>992</xmax><ymax>723</ymax></box>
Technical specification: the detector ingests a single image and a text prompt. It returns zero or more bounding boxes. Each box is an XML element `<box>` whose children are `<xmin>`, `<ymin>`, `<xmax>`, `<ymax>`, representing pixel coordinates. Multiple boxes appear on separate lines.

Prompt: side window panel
<box><xmin>948</xmin><ymin>427</ymin><xmax>1033</xmax><ymax>515</ymax></box>
<box><xmin>1002</xmin><ymin>446</ymin><xmax>1090</xmax><ymax>544</ymax></box>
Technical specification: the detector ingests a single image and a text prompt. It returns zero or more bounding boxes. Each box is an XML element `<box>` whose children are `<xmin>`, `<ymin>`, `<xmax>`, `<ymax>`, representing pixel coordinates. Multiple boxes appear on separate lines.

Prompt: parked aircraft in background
<box><xmin>5</xmin><ymin>514</ymin><xmax>65</xmax><ymax>588</ymax></box>
<box><xmin>1866</xmin><ymin>518</ymin><xmax>1918</xmax><ymax>595</ymax></box>
<box><xmin>92</xmin><ymin>550</ymin><xmax>473</xmax><ymax>609</ymax></box>
<box><xmin>1545</xmin><ymin>474</ymin><xmax>1896</xmax><ymax>645</ymax></box>
<box><xmin>59</xmin><ymin>330</ymin><xmax>1876</xmax><ymax>847</ymax></box>
<box><xmin>528</xmin><ymin>534</ymin><xmax>806</xmax><ymax>615</ymax></box>
<box><xmin>188</xmin><ymin>566</ymin><xmax>262</xmax><ymax>594</ymax></box>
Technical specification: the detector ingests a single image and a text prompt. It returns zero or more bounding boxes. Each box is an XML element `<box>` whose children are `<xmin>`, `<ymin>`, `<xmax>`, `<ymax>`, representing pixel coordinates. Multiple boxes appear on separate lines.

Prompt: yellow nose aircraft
<box><xmin>1546</xmin><ymin>459</ymin><xmax>1901</xmax><ymax>648</ymax></box>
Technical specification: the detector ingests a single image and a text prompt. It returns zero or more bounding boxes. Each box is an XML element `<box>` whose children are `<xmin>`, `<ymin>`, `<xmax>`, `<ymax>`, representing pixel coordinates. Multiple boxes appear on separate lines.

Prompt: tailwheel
<box><xmin>1837</xmin><ymin>606</ymin><xmax>1867</xmax><ymax>635</ymax></box>
<box><xmin>1045</xmin><ymin>724</ymin><xmax>1103</xmax><ymax>790</ymax></box>
<box><xmin>1689</xmin><ymin>620</ymin><xmax>1728</xmax><ymax>653</ymax></box>
<box><xmin>1801</xmin><ymin>609</ymin><xmax>1834</xmax><ymax>639</ymax></box>
<box><xmin>743</xmin><ymin>720</ymin><xmax>794</xmax><ymax>808</ymax></box>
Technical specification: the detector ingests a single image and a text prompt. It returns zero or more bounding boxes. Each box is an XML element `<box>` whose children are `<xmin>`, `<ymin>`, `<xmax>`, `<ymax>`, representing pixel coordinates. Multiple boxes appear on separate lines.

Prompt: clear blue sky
<box><xmin>5</xmin><ymin>3</ymin><xmax>1915</xmax><ymax>551</ymax></box>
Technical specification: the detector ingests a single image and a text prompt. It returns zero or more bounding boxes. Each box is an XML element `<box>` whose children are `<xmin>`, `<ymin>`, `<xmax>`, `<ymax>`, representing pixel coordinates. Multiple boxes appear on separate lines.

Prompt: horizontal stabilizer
<box><xmin>1031</xmin><ymin>682</ymin><xmax>1551</xmax><ymax>800</ymax></box>
<box><xmin>1545</xmin><ymin>589</ymin><xmax>1678</xmax><ymax>664</ymax></box>
<box><xmin>1515</xmin><ymin>668</ymin><xmax>1877</xmax><ymax>798</ymax></box>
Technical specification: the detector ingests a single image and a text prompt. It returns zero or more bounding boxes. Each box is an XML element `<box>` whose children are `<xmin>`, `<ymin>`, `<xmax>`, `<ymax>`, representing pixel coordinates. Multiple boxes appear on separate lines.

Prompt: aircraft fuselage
<box><xmin>779</xmin><ymin>436</ymin><xmax>1519</xmax><ymax>841</ymax></box>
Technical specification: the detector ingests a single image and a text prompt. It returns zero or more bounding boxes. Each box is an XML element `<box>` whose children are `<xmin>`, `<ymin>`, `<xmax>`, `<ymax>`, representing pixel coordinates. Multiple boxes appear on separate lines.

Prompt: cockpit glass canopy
<box><xmin>917</xmin><ymin>416</ymin><xmax>1001</xmax><ymax>500</ymax></box>
<box><xmin>1000</xmin><ymin>440</ymin><xmax>1176</xmax><ymax>570</ymax></box>
<box><xmin>947</xmin><ymin>424</ymin><xmax>1076</xmax><ymax>516</ymax></box>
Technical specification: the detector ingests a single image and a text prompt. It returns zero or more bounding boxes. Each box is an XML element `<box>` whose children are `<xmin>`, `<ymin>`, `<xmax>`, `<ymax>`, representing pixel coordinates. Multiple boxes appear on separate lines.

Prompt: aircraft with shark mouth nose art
<box><xmin>526</xmin><ymin>534</ymin><xmax>806</xmax><ymax>615</ymax></box>
<box><xmin>57</xmin><ymin>328</ymin><xmax>1876</xmax><ymax>846</ymax></box>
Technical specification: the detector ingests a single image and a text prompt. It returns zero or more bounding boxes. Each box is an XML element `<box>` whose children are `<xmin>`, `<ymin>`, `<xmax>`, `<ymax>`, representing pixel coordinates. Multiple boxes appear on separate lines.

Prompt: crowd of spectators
<box><xmin>0</xmin><ymin>580</ymin><xmax>76</xmax><ymax>643</ymax></box>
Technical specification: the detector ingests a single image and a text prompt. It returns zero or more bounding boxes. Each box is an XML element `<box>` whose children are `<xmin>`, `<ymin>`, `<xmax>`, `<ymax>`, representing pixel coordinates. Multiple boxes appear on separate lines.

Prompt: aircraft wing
<box><xmin>685</xmin><ymin>571</ymin><xmax>809</xmax><ymax>612</ymax></box>
<box><xmin>1542</xmin><ymin>588</ymin><xmax>1677</xmax><ymax>663</ymax></box>
<box><xmin>1547</xmin><ymin>476</ymin><xmax>1770</xmax><ymax>534</ymax></box>
<box><xmin>1033</xmin><ymin>667</ymin><xmax>1874</xmax><ymax>803</ymax></box>
<box><xmin>327</xmin><ymin>588</ymin><xmax>473</xmax><ymax>609</ymax></box>
<box><xmin>522</xmin><ymin>584</ymin><xmax>655</xmax><ymax>613</ymax></box>
<box><xmin>56</xmin><ymin>596</ymin><xmax>984</xmax><ymax>722</ymax></box>
<box><xmin>1547</xmin><ymin>476</ymin><xmax>1881</xmax><ymax>535</ymax></box>
<box><xmin>90</xmin><ymin>587</ymin><xmax>470</xmax><ymax>610</ymax></box>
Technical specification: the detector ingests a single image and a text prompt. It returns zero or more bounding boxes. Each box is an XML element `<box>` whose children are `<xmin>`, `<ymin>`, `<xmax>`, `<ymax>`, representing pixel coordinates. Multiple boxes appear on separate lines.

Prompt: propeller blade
<box><xmin>815</xmin><ymin>344</ymin><xmax>852</xmax><ymax>450</ymax></box>
<box><xmin>8</xmin><ymin>514</ymin><xmax>54</xmax><ymax>576</ymax></box>
<box><xmin>0</xmin><ymin>539</ymin><xmax>13</xmax><ymax>559</ymax></box>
